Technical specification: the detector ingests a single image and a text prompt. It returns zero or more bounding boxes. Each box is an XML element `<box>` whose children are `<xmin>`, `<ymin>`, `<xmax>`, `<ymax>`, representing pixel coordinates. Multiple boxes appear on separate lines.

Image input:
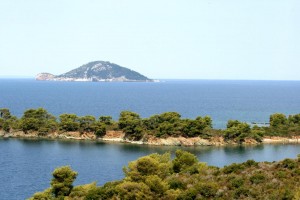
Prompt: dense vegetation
<box><xmin>29</xmin><ymin>150</ymin><xmax>300</xmax><ymax>200</ymax></box>
<box><xmin>1</xmin><ymin>108</ymin><xmax>300</xmax><ymax>143</ymax></box>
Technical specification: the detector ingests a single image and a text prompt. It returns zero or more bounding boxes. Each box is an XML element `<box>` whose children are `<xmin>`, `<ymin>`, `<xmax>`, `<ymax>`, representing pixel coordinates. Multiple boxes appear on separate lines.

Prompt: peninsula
<box><xmin>1</xmin><ymin>108</ymin><xmax>300</xmax><ymax>146</ymax></box>
<box><xmin>36</xmin><ymin>61</ymin><xmax>154</xmax><ymax>82</ymax></box>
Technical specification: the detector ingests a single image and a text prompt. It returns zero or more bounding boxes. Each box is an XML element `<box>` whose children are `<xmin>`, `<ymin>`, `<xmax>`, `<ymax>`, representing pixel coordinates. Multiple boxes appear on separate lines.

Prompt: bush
<box><xmin>223</xmin><ymin>163</ymin><xmax>245</xmax><ymax>174</ymax></box>
<box><xmin>250</xmin><ymin>172</ymin><xmax>266</xmax><ymax>184</ymax></box>
<box><xmin>196</xmin><ymin>182</ymin><xmax>218</xmax><ymax>198</ymax></box>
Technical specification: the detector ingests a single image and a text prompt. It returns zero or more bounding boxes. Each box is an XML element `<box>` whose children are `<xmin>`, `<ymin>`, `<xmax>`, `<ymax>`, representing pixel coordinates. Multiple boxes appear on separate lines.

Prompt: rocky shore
<box><xmin>1</xmin><ymin>130</ymin><xmax>300</xmax><ymax>146</ymax></box>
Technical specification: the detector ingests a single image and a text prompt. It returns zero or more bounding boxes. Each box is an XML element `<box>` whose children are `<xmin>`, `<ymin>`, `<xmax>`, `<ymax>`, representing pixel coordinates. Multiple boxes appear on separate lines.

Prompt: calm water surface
<box><xmin>0</xmin><ymin>139</ymin><xmax>300</xmax><ymax>199</ymax></box>
<box><xmin>0</xmin><ymin>79</ymin><xmax>300</xmax><ymax>128</ymax></box>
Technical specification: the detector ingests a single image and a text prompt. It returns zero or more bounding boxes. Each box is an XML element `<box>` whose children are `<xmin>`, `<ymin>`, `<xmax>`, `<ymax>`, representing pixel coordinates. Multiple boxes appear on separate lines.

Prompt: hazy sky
<box><xmin>0</xmin><ymin>0</ymin><xmax>299</xmax><ymax>80</ymax></box>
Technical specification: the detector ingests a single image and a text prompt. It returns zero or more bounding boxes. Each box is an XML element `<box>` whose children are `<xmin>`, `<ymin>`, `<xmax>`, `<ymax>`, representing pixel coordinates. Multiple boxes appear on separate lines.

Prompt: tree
<box><xmin>0</xmin><ymin>108</ymin><xmax>13</xmax><ymax>132</ymax></box>
<box><xmin>51</xmin><ymin>166</ymin><xmax>77</xmax><ymax>198</ymax></box>
<box><xmin>79</xmin><ymin>115</ymin><xmax>96</xmax><ymax>133</ymax></box>
<box><xmin>0</xmin><ymin>108</ymin><xmax>12</xmax><ymax>120</ymax></box>
<box><xmin>118</xmin><ymin>111</ymin><xmax>143</xmax><ymax>140</ymax></box>
<box><xmin>94</xmin><ymin>122</ymin><xmax>107</xmax><ymax>137</ymax></box>
<box><xmin>181</xmin><ymin>116</ymin><xmax>213</xmax><ymax>137</ymax></box>
<box><xmin>224</xmin><ymin>120</ymin><xmax>251</xmax><ymax>141</ymax></box>
<box><xmin>172</xmin><ymin>150</ymin><xmax>199</xmax><ymax>173</ymax></box>
<box><xmin>99</xmin><ymin>116</ymin><xmax>113</xmax><ymax>125</ymax></box>
<box><xmin>288</xmin><ymin>114</ymin><xmax>300</xmax><ymax>125</ymax></box>
<box><xmin>20</xmin><ymin>108</ymin><xmax>57</xmax><ymax>134</ymax></box>
<box><xmin>59</xmin><ymin>114</ymin><xmax>80</xmax><ymax>132</ymax></box>
<box><xmin>124</xmin><ymin>153</ymin><xmax>172</xmax><ymax>181</ymax></box>
<box><xmin>270</xmin><ymin>113</ymin><xmax>287</xmax><ymax>127</ymax></box>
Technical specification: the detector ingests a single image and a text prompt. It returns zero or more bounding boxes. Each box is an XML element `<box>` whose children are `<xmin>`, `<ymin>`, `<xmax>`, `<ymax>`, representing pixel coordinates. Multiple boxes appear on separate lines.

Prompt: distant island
<box><xmin>36</xmin><ymin>61</ymin><xmax>155</xmax><ymax>82</ymax></box>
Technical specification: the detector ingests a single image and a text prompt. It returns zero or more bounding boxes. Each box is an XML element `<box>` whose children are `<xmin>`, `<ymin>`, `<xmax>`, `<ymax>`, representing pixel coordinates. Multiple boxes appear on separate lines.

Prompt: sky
<box><xmin>0</xmin><ymin>0</ymin><xmax>299</xmax><ymax>80</ymax></box>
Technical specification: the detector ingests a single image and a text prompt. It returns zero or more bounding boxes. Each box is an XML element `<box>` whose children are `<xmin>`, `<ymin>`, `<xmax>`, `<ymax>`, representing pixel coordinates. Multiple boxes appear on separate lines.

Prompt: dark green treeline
<box><xmin>1</xmin><ymin>108</ymin><xmax>300</xmax><ymax>142</ymax></box>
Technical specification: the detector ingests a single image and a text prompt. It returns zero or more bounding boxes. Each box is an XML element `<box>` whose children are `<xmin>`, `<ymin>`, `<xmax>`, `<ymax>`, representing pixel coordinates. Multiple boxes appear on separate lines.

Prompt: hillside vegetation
<box><xmin>1</xmin><ymin>108</ymin><xmax>300</xmax><ymax>144</ymax></box>
<box><xmin>29</xmin><ymin>150</ymin><xmax>300</xmax><ymax>200</ymax></box>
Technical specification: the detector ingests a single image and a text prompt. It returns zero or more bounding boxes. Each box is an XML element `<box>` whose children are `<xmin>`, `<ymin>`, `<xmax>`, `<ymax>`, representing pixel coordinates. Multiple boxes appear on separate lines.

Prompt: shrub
<box><xmin>250</xmin><ymin>173</ymin><xmax>266</xmax><ymax>184</ymax></box>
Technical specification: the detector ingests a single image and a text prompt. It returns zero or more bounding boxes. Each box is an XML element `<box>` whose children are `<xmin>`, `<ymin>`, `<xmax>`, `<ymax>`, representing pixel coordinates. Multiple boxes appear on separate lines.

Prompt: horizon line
<box><xmin>0</xmin><ymin>76</ymin><xmax>299</xmax><ymax>81</ymax></box>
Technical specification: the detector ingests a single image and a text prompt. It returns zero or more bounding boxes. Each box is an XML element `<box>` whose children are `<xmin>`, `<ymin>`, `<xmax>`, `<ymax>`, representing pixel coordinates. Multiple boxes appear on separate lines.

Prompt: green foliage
<box><xmin>145</xmin><ymin>175</ymin><xmax>169</xmax><ymax>197</ymax></box>
<box><xmin>223</xmin><ymin>163</ymin><xmax>245</xmax><ymax>174</ymax></box>
<box><xmin>0</xmin><ymin>108</ymin><xmax>12</xmax><ymax>120</ymax></box>
<box><xmin>265</xmin><ymin>113</ymin><xmax>300</xmax><ymax>136</ymax></box>
<box><xmin>270</xmin><ymin>113</ymin><xmax>287</xmax><ymax>127</ymax></box>
<box><xmin>249</xmin><ymin>172</ymin><xmax>266</xmax><ymax>184</ymax></box>
<box><xmin>196</xmin><ymin>182</ymin><xmax>218</xmax><ymax>198</ymax></box>
<box><xmin>79</xmin><ymin>115</ymin><xmax>96</xmax><ymax>133</ymax></box>
<box><xmin>0</xmin><ymin>109</ymin><xmax>14</xmax><ymax>132</ymax></box>
<box><xmin>29</xmin><ymin>188</ymin><xmax>52</xmax><ymax>200</ymax></box>
<box><xmin>116</xmin><ymin>181</ymin><xmax>153</xmax><ymax>200</ymax></box>
<box><xmin>51</xmin><ymin>166</ymin><xmax>78</xmax><ymax>198</ymax></box>
<box><xmin>124</xmin><ymin>152</ymin><xmax>171</xmax><ymax>181</ymax></box>
<box><xmin>59</xmin><ymin>114</ymin><xmax>80</xmax><ymax>132</ymax></box>
<box><xmin>143</xmin><ymin>112</ymin><xmax>212</xmax><ymax>138</ymax></box>
<box><xmin>119</xmin><ymin>111</ymin><xmax>143</xmax><ymax>140</ymax></box>
<box><xmin>20</xmin><ymin>108</ymin><xmax>57</xmax><ymax>134</ymax></box>
<box><xmin>99</xmin><ymin>116</ymin><xmax>113</xmax><ymax>125</ymax></box>
<box><xmin>2</xmin><ymin>108</ymin><xmax>300</xmax><ymax>143</ymax></box>
<box><xmin>167</xmin><ymin>176</ymin><xmax>187</xmax><ymax>190</ymax></box>
<box><xmin>180</xmin><ymin>116</ymin><xmax>212</xmax><ymax>137</ymax></box>
<box><xmin>230</xmin><ymin>177</ymin><xmax>244</xmax><ymax>188</ymax></box>
<box><xmin>94</xmin><ymin>122</ymin><xmax>107</xmax><ymax>137</ymax></box>
<box><xmin>172</xmin><ymin>150</ymin><xmax>199</xmax><ymax>173</ymax></box>
<box><xmin>30</xmin><ymin>151</ymin><xmax>300</xmax><ymax>200</ymax></box>
<box><xmin>68</xmin><ymin>182</ymin><xmax>97</xmax><ymax>198</ymax></box>
<box><xmin>224</xmin><ymin>120</ymin><xmax>264</xmax><ymax>142</ymax></box>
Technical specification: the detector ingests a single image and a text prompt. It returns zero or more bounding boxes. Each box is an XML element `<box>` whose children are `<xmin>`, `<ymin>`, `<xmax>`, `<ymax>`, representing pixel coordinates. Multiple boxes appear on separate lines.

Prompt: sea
<box><xmin>1</xmin><ymin>79</ymin><xmax>300</xmax><ymax>128</ymax></box>
<box><xmin>0</xmin><ymin>79</ymin><xmax>300</xmax><ymax>199</ymax></box>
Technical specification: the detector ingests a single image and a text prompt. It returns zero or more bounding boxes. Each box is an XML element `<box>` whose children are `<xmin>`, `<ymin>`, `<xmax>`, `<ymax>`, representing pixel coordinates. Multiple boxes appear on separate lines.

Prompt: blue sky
<box><xmin>0</xmin><ymin>0</ymin><xmax>299</xmax><ymax>80</ymax></box>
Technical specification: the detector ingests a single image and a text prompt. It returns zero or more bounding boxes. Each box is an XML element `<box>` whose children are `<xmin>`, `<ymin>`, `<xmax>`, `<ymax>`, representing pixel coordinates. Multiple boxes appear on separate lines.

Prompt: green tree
<box><xmin>172</xmin><ymin>150</ymin><xmax>199</xmax><ymax>173</ymax></box>
<box><xmin>0</xmin><ymin>108</ymin><xmax>13</xmax><ymax>132</ymax></box>
<box><xmin>20</xmin><ymin>108</ymin><xmax>57</xmax><ymax>134</ymax></box>
<box><xmin>224</xmin><ymin>120</ymin><xmax>251</xmax><ymax>141</ymax></box>
<box><xmin>59</xmin><ymin>114</ymin><xmax>80</xmax><ymax>132</ymax></box>
<box><xmin>124</xmin><ymin>153</ymin><xmax>172</xmax><ymax>181</ymax></box>
<box><xmin>79</xmin><ymin>115</ymin><xmax>96</xmax><ymax>133</ymax></box>
<box><xmin>99</xmin><ymin>116</ymin><xmax>113</xmax><ymax>125</ymax></box>
<box><xmin>288</xmin><ymin>114</ymin><xmax>300</xmax><ymax>125</ymax></box>
<box><xmin>270</xmin><ymin>113</ymin><xmax>287</xmax><ymax>127</ymax></box>
<box><xmin>118</xmin><ymin>111</ymin><xmax>143</xmax><ymax>140</ymax></box>
<box><xmin>51</xmin><ymin>166</ymin><xmax>77</xmax><ymax>198</ymax></box>
<box><xmin>0</xmin><ymin>108</ymin><xmax>12</xmax><ymax>120</ymax></box>
<box><xmin>181</xmin><ymin>116</ymin><xmax>212</xmax><ymax>137</ymax></box>
<box><xmin>94</xmin><ymin>122</ymin><xmax>107</xmax><ymax>137</ymax></box>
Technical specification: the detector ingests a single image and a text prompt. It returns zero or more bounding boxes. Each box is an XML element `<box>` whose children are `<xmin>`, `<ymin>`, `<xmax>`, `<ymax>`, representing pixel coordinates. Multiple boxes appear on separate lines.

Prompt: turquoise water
<box><xmin>0</xmin><ymin>79</ymin><xmax>300</xmax><ymax>128</ymax></box>
<box><xmin>0</xmin><ymin>139</ymin><xmax>300</xmax><ymax>199</ymax></box>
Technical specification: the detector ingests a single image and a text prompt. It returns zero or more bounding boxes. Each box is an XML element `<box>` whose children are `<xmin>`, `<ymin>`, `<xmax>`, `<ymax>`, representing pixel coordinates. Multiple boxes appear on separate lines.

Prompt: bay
<box><xmin>1</xmin><ymin>139</ymin><xmax>300</xmax><ymax>199</ymax></box>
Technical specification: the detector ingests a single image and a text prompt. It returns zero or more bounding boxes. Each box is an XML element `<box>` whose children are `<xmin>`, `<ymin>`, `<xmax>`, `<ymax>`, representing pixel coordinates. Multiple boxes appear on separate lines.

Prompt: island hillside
<box><xmin>1</xmin><ymin>108</ymin><xmax>300</xmax><ymax>146</ymax></box>
<box><xmin>29</xmin><ymin>150</ymin><xmax>300</xmax><ymax>199</ymax></box>
<box><xmin>36</xmin><ymin>61</ymin><xmax>154</xmax><ymax>82</ymax></box>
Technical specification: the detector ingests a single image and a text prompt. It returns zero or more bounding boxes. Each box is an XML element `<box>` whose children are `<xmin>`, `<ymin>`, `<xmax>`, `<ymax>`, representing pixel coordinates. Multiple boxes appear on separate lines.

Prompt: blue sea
<box><xmin>1</xmin><ymin>79</ymin><xmax>300</xmax><ymax>128</ymax></box>
<box><xmin>1</xmin><ymin>79</ymin><xmax>300</xmax><ymax>199</ymax></box>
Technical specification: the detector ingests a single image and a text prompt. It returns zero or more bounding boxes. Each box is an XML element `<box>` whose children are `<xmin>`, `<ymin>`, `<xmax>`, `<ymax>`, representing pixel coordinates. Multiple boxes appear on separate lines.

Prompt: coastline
<box><xmin>1</xmin><ymin>130</ymin><xmax>300</xmax><ymax>146</ymax></box>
